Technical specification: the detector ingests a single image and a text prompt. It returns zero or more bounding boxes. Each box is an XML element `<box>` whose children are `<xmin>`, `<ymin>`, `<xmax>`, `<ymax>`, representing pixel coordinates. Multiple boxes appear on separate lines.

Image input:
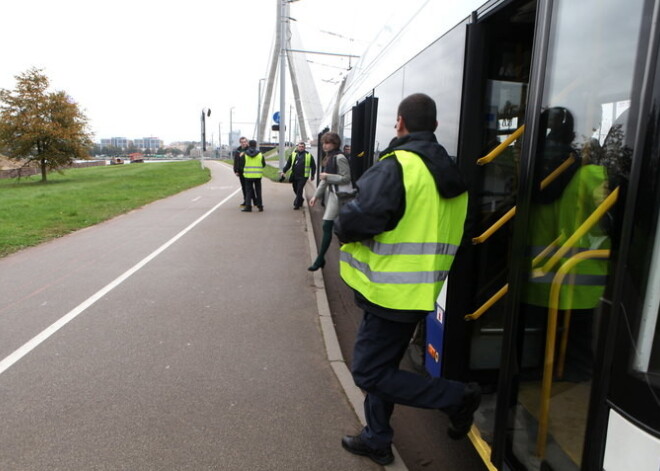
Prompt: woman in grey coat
<box><xmin>308</xmin><ymin>132</ymin><xmax>352</xmax><ymax>271</ymax></box>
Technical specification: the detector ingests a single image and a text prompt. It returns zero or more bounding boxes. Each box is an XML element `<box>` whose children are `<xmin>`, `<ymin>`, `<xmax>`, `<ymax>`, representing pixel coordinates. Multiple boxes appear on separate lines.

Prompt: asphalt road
<box><xmin>0</xmin><ymin>161</ymin><xmax>383</xmax><ymax>471</ymax></box>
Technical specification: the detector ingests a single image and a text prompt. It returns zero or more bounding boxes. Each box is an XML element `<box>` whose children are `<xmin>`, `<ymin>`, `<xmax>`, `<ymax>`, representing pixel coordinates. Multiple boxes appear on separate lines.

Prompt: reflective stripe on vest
<box><xmin>244</xmin><ymin>153</ymin><xmax>264</xmax><ymax>178</ymax></box>
<box><xmin>361</xmin><ymin>240</ymin><xmax>459</xmax><ymax>257</ymax></box>
<box><xmin>339</xmin><ymin>251</ymin><xmax>451</xmax><ymax>284</ymax></box>
<box><xmin>339</xmin><ymin>149</ymin><xmax>467</xmax><ymax>312</ymax></box>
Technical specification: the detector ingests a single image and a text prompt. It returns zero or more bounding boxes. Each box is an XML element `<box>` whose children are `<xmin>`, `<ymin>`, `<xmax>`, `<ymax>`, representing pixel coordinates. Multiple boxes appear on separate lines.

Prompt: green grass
<box><xmin>0</xmin><ymin>161</ymin><xmax>210</xmax><ymax>257</ymax></box>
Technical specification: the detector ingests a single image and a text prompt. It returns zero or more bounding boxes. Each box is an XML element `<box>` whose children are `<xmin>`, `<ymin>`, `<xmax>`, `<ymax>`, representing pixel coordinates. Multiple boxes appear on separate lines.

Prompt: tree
<box><xmin>0</xmin><ymin>68</ymin><xmax>93</xmax><ymax>182</ymax></box>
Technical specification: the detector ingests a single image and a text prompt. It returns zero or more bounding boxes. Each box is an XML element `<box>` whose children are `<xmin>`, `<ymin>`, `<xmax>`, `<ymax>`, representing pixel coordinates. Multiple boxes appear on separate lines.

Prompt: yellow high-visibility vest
<box><xmin>340</xmin><ymin>149</ymin><xmax>467</xmax><ymax>311</ymax></box>
<box><xmin>523</xmin><ymin>164</ymin><xmax>610</xmax><ymax>309</ymax></box>
<box><xmin>289</xmin><ymin>151</ymin><xmax>312</xmax><ymax>178</ymax></box>
<box><xmin>244</xmin><ymin>153</ymin><xmax>264</xmax><ymax>179</ymax></box>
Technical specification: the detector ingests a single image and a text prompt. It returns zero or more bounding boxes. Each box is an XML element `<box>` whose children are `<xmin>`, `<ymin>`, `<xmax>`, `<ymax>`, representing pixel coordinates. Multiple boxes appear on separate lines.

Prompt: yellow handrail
<box><xmin>464</xmin><ymin>285</ymin><xmax>509</xmax><ymax>321</ymax></box>
<box><xmin>472</xmin><ymin>208</ymin><xmax>516</xmax><ymax>245</ymax></box>
<box><xmin>536</xmin><ymin>249</ymin><xmax>611</xmax><ymax>458</ymax></box>
<box><xmin>465</xmin><ymin>235</ymin><xmax>565</xmax><ymax>321</ymax></box>
<box><xmin>533</xmin><ymin>187</ymin><xmax>619</xmax><ymax>279</ymax></box>
<box><xmin>477</xmin><ymin>125</ymin><xmax>525</xmax><ymax>165</ymax></box>
<box><xmin>472</xmin><ymin>156</ymin><xmax>576</xmax><ymax>245</ymax></box>
<box><xmin>539</xmin><ymin>155</ymin><xmax>576</xmax><ymax>190</ymax></box>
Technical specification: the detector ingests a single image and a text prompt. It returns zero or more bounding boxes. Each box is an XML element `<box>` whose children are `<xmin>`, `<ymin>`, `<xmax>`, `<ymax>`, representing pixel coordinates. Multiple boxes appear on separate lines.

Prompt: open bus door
<box><xmin>350</xmin><ymin>95</ymin><xmax>379</xmax><ymax>181</ymax></box>
<box><xmin>441</xmin><ymin>0</ymin><xmax>536</xmax><ymax>387</ymax></box>
<box><xmin>437</xmin><ymin>0</ymin><xmax>654</xmax><ymax>470</ymax></box>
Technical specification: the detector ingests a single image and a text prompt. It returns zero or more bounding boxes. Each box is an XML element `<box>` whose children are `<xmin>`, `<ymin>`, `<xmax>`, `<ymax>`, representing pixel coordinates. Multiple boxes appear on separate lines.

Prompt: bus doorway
<box><xmin>438</xmin><ymin>0</ymin><xmax>651</xmax><ymax>469</ymax></box>
<box><xmin>440</xmin><ymin>0</ymin><xmax>538</xmax><ymax>465</ymax></box>
<box><xmin>444</xmin><ymin>0</ymin><xmax>536</xmax><ymax>387</ymax></box>
<box><xmin>349</xmin><ymin>95</ymin><xmax>379</xmax><ymax>182</ymax></box>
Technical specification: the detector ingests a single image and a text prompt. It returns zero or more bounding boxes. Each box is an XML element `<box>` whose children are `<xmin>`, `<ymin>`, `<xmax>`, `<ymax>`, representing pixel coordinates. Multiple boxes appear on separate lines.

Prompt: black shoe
<box><xmin>446</xmin><ymin>382</ymin><xmax>481</xmax><ymax>439</ymax></box>
<box><xmin>293</xmin><ymin>206</ymin><xmax>301</xmax><ymax>210</ymax></box>
<box><xmin>341</xmin><ymin>435</ymin><xmax>394</xmax><ymax>466</ymax></box>
<box><xmin>241</xmin><ymin>207</ymin><xmax>252</xmax><ymax>212</ymax></box>
<box><xmin>307</xmin><ymin>259</ymin><xmax>325</xmax><ymax>271</ymax></box>
<box><xmin>258</xmin><ymin>206</ymin><xmax>264</xmax><ymax>212</ymax></box>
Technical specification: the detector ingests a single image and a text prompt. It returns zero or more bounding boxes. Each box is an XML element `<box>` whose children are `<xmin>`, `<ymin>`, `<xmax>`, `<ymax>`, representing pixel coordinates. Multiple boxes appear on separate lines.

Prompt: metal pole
<box><xmin>200</xmin><ymin>110</ymin><xmax>205</xmax><ymax>168</ymax></box>
<box><xmin>229</xmin><ymin>107</ymin><xmax>235</xmax><ymax>154</ymax></box>
<box><xmin>219</xmin><ymin>122</ymin><xmax>222</xmax><ymax>158</ymax></box>
<box><xmin>278</xmin><ymin>0</ymin><xmax>286</xmax><ymax>170</ymax></box>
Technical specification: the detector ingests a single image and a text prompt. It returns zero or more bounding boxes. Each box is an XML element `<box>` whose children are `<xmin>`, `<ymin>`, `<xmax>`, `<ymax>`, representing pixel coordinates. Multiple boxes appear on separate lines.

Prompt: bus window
<box><xmin>509</xmin><ymin>0</ymin><xmax>645</xmax><ymax>469</ymax></box>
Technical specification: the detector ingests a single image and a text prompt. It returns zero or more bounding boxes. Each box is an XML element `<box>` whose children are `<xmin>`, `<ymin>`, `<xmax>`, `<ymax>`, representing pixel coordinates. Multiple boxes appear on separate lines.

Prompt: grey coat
<box><xmin>313</xmin><ymin>153</ymin><xmax>351</xmax><ymax>221</ymax></box>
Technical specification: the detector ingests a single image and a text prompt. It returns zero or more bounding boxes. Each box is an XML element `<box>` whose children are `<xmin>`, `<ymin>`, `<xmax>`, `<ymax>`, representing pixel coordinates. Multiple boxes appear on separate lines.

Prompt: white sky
<box><xmin>1</xmin><ymin>0</ymin><xmax>409</xmax><ymax>146</ymax></box>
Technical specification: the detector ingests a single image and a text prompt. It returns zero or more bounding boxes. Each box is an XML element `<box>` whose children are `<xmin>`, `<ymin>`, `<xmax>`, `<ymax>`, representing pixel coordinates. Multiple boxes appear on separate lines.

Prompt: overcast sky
<box><xmin>1</xmin><ymin>0</ymin><xmax>414</xmax><ymax>146</ymax></box>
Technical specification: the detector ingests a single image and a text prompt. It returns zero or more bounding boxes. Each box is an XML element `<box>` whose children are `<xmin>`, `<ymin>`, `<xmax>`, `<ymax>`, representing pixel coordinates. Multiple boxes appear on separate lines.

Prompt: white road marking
<box><xmin>0</xmin><ymin>187</ymin><xmax>242</xmax><ymax>377</ymax></box>
<box><xmin>192</xmin><ymin>196</ymin><xmax>201</xmax><ymax>202</ymax></box>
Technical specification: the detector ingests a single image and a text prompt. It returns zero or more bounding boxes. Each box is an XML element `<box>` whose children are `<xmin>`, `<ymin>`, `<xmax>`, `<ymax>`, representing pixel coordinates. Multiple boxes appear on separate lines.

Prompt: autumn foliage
<box><xmin>0</xmin><ymin>68</ymin><xmax>93</xmax><ymax>182</ymax></box>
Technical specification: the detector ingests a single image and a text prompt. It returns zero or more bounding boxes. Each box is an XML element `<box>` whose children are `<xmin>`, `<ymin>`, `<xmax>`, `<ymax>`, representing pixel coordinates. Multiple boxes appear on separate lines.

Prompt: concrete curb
<box><xmin>302</xmin><ymin>204</ymin><xmax>408</xmax><ymax>471</ymax></box>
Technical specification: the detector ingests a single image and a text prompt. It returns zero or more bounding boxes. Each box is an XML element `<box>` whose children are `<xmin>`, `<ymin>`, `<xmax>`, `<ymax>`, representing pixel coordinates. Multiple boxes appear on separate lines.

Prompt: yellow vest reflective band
<box><xmin>339</xmin><ymin>150</ymin><xmax>468</xmax><ymax>311</ymax></box>
<box><xmin>522</xmin><ymin>164</ymin><xmax>610</xmax><ymax>309</ymax></box>
<box><xmin>290</xmin><ymin>152</ymin><xmax>312</xmax><ymax>178</ymax></box>
<box><xmin>243</xmin><ymin>153</ymin><xmax>264</xmax><ymax>179</ymax></box>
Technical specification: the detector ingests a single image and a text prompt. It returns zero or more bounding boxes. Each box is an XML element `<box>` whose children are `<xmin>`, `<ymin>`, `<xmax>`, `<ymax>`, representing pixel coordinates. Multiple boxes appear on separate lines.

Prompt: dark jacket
<box><xmin>282</xmin><ymin>150</ymin><xmax>316</xmax><ymax>179</ymax></box>
<box><xmin>334</xmin><ymin>131</ymin><xmax>467</xmax><ymax>321</ymax></box>
<box><xmin>233</xmin><ymin>145</ymin><xmax>248</xmax><ymax>174</ymax></box>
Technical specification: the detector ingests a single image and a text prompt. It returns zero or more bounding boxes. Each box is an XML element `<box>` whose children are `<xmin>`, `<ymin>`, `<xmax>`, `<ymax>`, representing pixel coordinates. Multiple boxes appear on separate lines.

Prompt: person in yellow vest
<box><xmin>240</xmin><ymin>140</ymin><xmax>266</xmax><ymax>212</ymax></box>
<box><xmin>280</xmin><ymin>141</ymin><xmax>316</xmax><ymax>209</ymax></box>
<box><xmin>334</xmin><ymin>93</ymin><xmax>480</xmax><ymax>465</ymax></box>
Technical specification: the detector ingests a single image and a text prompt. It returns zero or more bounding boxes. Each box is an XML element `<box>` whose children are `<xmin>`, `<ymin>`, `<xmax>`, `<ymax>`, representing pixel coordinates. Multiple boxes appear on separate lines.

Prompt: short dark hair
<box><xmin>248</xmin><ymin>139</ymin><xmax>257</xmax><ymax>147</ymax></box>
<box><xmin>397</xmin><ymin>93</ymin><xmax>437</xmax><ymax>132</ymax></box>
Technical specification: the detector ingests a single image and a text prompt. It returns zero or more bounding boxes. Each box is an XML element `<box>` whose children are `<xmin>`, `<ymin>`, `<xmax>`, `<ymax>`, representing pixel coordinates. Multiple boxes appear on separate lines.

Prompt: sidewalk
<box><xmin>0</xmin><ymin>161</ymin><xmax>388</xmax><ymax>470</ymax></box>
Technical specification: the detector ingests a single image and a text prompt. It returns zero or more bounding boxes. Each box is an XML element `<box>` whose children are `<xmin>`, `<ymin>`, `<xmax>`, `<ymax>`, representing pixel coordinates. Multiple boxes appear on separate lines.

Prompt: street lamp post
<box><xmin>278</xmin><ymin>0</ymin><xmax>287</xmax><ymax>170</ymax></box>
<box><xmin>218</xmin><ymin>122</ymin><xmax>222</xmax><ymax>158</ymax></box>
<box><xmin>229</xmin><ymin>107</ymin><xmax>235</xmax><ymax>154</ymax></box>
<box><xmin>200</xmin><ymin>107</ymin><xmax>211</xmax><ymax>167</ymax></box>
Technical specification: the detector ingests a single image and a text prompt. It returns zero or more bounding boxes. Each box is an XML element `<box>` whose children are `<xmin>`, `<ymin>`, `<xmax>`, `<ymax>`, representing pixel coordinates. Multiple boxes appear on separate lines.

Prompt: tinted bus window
<box><xmin>510</xmin><ymin>0</ymin><xmax>646</xmax><ymax>469</ymax></box>
<box><xmin>402</xmin><ymin>23</ymin><xmax>467</xmax><ymax>157</ymax></box>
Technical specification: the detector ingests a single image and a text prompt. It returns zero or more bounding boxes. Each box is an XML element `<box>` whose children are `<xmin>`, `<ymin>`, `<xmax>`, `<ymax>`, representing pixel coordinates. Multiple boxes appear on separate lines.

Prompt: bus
<box><xmin>321</xmin><ymin>1</ymin><xmax>660</xmax><ymax>470</ymax></box>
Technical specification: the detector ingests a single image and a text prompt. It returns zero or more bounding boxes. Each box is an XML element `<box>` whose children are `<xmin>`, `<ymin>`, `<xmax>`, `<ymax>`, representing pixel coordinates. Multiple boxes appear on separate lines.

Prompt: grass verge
<box><xmin>0</xmin><ymin>161</ymin><xmax>210</xmax><ymax>258</ymax></box>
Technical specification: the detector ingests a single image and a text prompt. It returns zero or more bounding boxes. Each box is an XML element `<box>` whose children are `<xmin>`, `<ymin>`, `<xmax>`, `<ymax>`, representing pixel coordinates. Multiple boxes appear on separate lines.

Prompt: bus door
<box><xmin>349</xmin><ymin>95</ymin><xmax>379</xmax><ymax>182</ymax></box>
<box><xmin>442</xmin><ymin>0</ymin><xmax>651</xmax><ymax>470</ymax></box>
<box><xmin>442</xmin><ymin>0</ymin><xmax>536</xmax><ymax>423</ymax></box>
<box><xmin>440</xmin><ymin>0</ymin><xmax>536</xmax><ymax>465</ymax></box>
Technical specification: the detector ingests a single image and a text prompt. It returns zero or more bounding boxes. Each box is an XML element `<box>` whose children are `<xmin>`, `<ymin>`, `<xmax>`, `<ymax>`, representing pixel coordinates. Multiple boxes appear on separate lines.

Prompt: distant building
<box><xmin>99</xmin><ymin>137</ymin><xmax>130</xmax><ymax>149</ymax></box>
<box><xmin>134</xmin><ymin>137</ymin><xmax>163</xmax><ymax>151</ymax></box>
<box><xmin>99</xmin><ymin>136</ymin><xmax>163</xmax><ymax>151</ymax></box>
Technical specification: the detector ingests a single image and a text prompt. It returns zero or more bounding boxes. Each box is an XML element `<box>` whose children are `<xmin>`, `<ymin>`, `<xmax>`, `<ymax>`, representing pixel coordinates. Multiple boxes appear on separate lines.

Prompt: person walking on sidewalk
<box><xmin>308</xmin><ymin>132</ymin><xmax>351</xmax><ymax>271</ymax></box>
<box><xmin>241</xmin><ymin>140</ymin><xmax>266</xmax><ymax>212</ymax></box>
<box><xmin>334</xmin><ymin>93</ymin><xmax>481</xmax><ymax>466</ymax></box>
<box><xmin>281</xmin><ymin>141</ymin><xmax>316</xmax><ymax>210</ymax></box>
<box><xmin>233</xmin><ymin>136</ymin><xmax>250</xmax><ymax>207</ymax></box>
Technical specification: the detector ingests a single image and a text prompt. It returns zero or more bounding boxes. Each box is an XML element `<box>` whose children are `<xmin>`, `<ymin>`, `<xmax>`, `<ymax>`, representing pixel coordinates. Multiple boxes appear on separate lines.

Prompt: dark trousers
<box><xmin>244</xmin><ymin>178</ymin><xmax>262</xmax><ymax>208</ymax></box>
<box><xmin>351</xmin><ymin>311</ymin><xmax>465</xmax><ymax>448</ymax></box>
<box><xmin>291</xmin><ymin>177</ymin><xmax>307</xmax><ymax>208</ymax></box>
<box><xmin>239</xmin><ymin>176</ymin><xmax>247</xmax><ymax>205</ymax></box>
